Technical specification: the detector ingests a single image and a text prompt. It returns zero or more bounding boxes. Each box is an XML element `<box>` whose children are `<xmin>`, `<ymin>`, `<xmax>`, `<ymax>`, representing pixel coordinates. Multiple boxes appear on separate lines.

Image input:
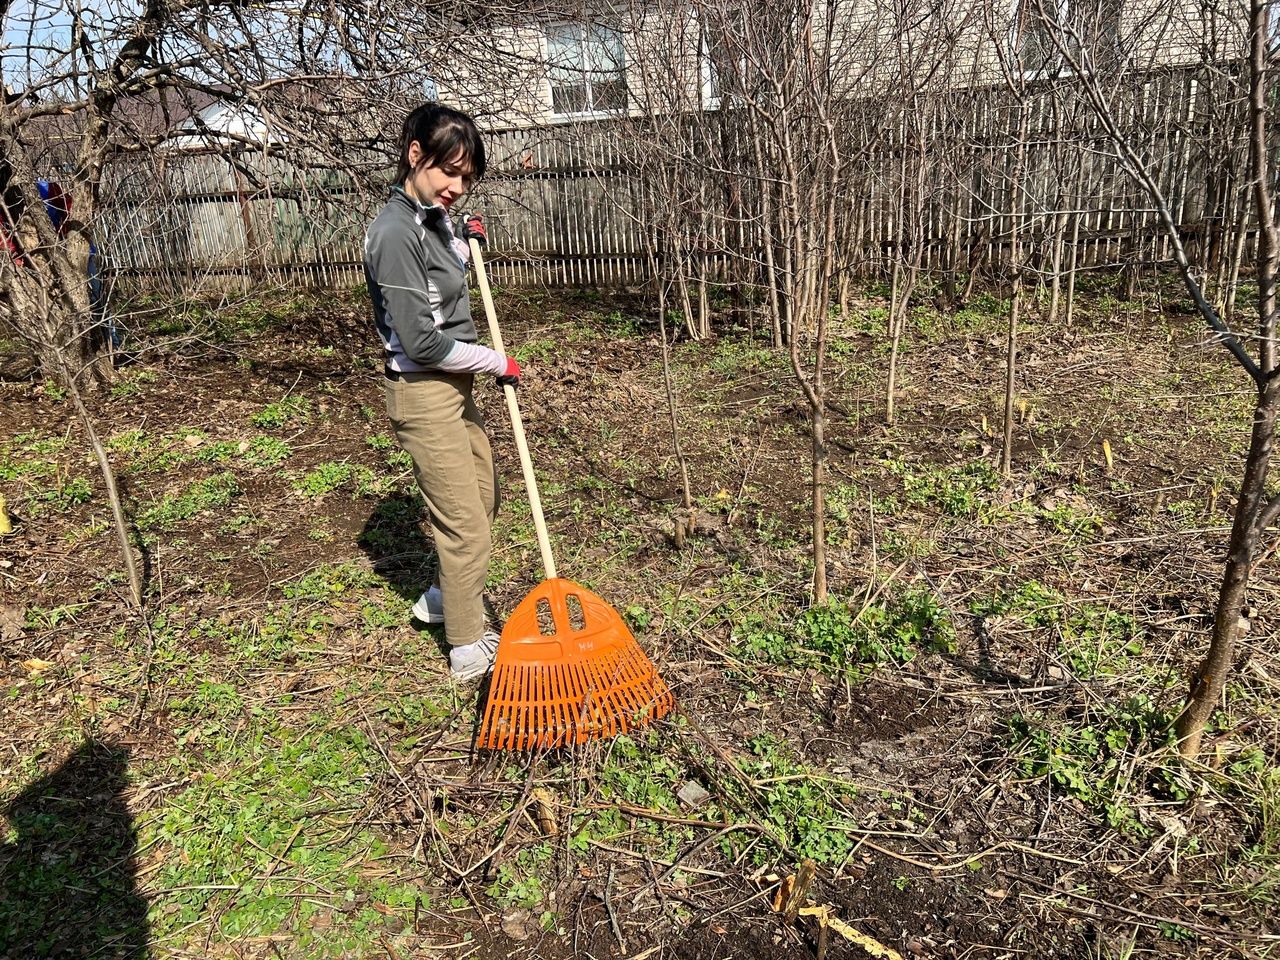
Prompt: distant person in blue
<box><xmin>2</xmin><ymin>176</ymin><xmax>114</xmax><ymax>348</ymax></box>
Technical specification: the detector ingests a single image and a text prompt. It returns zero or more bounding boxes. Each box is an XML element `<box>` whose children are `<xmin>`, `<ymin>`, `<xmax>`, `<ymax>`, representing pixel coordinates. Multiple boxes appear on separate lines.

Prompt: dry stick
<box><xmin>1011</xmin><ymin>872</ymin><xmax>1262</xmax><ymax>949</ymax></box>
<box><xmin>1000</xmin><ymin>101</ymin><xmax>1029</xmax><ymax>477</ymax></box>
<box><xmin>1038</xmin><ymin>3</ymin><xmax>1261</xmax><ymax>384</ymax></box>
<box><xmin>457</xmin><ymin>755</ymin><xmax>541</xmax><ymax>881</ymax></box>
<box><xmin>652</xmin><ymin>267</ymin><xmax>695</xmax><ymax>537</ymax></box>
<box><xmin>724</xmin><ymin>426</ymin><xmax>764</xmax><ymax>527</ymax></box>
<box><xmin>604</xmin><ymin>865</ymin><xmax>626</xmax><ymax>952</ymax></box>
<box><xmin>58</xmin><ymin>358</ymin><xmax>143</xmax><ymax>608</ymax></box>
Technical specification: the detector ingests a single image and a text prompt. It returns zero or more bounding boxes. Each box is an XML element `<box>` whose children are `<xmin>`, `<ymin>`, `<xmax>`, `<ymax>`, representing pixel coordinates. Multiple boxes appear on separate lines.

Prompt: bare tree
<box><xmin>1</xmin><ymin>0</ymin><xmax>542</xmax><ymax>603</ymax></box>
<box><xmin>1035</xmin><ymin>0</ymin><xmax>1275</xmax><ymax>757</ymax></box>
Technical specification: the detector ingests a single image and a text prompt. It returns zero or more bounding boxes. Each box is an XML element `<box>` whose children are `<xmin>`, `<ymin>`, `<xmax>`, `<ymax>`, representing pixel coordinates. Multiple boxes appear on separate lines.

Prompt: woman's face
<box><xmin>405</xmin><ymin>143</ymin><xmax>474</xmax><ymax>209</ymax></box>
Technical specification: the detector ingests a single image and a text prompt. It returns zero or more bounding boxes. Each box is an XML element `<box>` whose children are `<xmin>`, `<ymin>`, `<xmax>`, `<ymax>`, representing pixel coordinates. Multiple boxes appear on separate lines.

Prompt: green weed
<box><xmin>295</xmin><ymin>461</ymin><xmax>352</xmax><ymax>497</ymax></box>
<box><xmin>144</xmin><ymin>724</ymin><xmax>416</xmax><ymax>948</ymax></box>
<box><xmin>1006</xmin><ymin>696</ymin><xmax>1181</xmax><ymax>835</ymax></box>
<box><xmin>251</xmin><ymin>395</ymin><xmax>312</xmax><ymax>429</ymax></box>
<box><xmin>283</xmin><ymin>563</ymin><xmax>376</xmax><ymax>603</ymax></box>
<box><xmin>975</xmin><ymin>582</ymin><xmax>1140</xmax><ymax>679</ymax></box>
<box><xmin>733</xmin><ymin>585</ymin><xmax>956</xmax><ymax>673</ymax></box>
<box><xmin>241</xmin><ymin>436</ymin><xmax>293</xmax><ymax>468</ymax></box>
<box><xmin>138</xmin><ymin>473</ymin><xmax>241</xmax><ymax>530</ymax></box>
<box><xmin>109</xmin><ymin>369</ymin><xmax>157</xmax><ymax>400</ymax></box>
<box><xmin>731</xmin><ymin>733</ymin><xmax>861</xmax><ymax>865</ymax></box>
<box><xmin>707</xmin><ymin>338</ymin><xmax>784</xmax><ymax>375</ymax></box>
<box><xmin>487</xmin><ymin>843</ymin><xmax>553</xmax><ymax>910</ymax></box>
<box><xmin>884</xmin><ymin>458</ymin><xmax>1000</xmax><ymax>517</ymax></box>
<box><xmin>39</xmin><ymin>476</ymin><xmax>92</xmax><ymax>512</ymax></box>
<box><xmin>294</xmin><ymin>462</ymin><xmax>390</xmax><ymax>499</ymax></box>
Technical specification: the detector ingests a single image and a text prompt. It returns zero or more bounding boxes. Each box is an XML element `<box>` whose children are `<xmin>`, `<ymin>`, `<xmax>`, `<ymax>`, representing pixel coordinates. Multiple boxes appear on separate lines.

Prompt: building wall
<box><xmin>433</xmin><ymin>0</ymin><xmax>1247</xmax><ymax>131</ymax></box>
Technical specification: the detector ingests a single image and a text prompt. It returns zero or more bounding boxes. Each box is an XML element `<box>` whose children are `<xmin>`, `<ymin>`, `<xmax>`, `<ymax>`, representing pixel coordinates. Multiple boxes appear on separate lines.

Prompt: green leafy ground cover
<box><xmin>1</xmin><ymin>281</ymin><xmax>1277</xmax><ymax>958</ymax></box>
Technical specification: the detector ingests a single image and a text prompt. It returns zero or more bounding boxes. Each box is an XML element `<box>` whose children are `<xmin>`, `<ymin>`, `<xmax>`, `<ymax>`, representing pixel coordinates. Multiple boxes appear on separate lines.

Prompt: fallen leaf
<box><xmin>530</xmin><ymin>788</ymin><xmax>558</xmax><ymax>836</ymax></box>
<box><xmin>21</xmin><ymin>658</ymin><xmax>55</xmax><ymax>675</ymax></box>
<box><xmin>0</xmin><ymin>605</ymin><xmax>25</xmax><ymax>642</ymax></box>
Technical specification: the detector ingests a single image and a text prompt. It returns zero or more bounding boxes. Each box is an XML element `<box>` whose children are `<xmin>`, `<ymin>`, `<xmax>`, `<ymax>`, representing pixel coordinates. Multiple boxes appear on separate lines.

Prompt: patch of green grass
<box><xmin>240</xmin><ymin>436</ymin><xmax>293</xmax><ymax>468</ymax></box>
<box><xmin>974</xmin><ymin>581</ymin><xmax>1140</xmax><ymax>679</ymax></box>
<box><xmin>138</xmin><ymin>472</ymin><xmax>240</xmax><ymax>531</ymax></box>
<box><xmin>952</xmin><ymin>292</ymin><xmax>1010</xmax><ymax>332</ymax></box>
<box><xmin>1040</xmin><ymin>500</ymin><xmax>1105</xmax><ymax>542</ymax></box>
<box><xmin>1005</xmin><ymin>696</ymin><xmax>1182</xmax><ymax>836</ymax></box>
<box><xmin>487</xmin><ymin>842</ymin><xmax>553</xmax><ymax>910</ymax></box>
<box><xmin>143</xmin><ymin>724</ymin><xmax>420</xmax><ymax>950</ymax></box>
<box><xmin>733</xmin><ymin>584</ymin><xmax>956</xmax><ymax>674</ymax></box>
<box><xmin>295</xmin><ymin>461</ymin><xmax>353</xmax><ymax>497</ymax></box>
<box><xmin>730</xmin><ymin>733</ymin><xmax>862</xmax><ymax>865</ymax></box>
<box><xmin>513</xmin><ymin>339</ymin><xmax>558</xmax><ymax>364</ymax></box>
<box><xmin>13</xmin><ymin>430</ymin><xmax>69</xmax><ymax>455</ymax></box>
<box><xmin>0</xmin><ymin>744</ymin><xmax>147</xmax><ymax>955</ymax></box>
<box><xmin>883</xmin><ymin>457</ymin><xmax>1000</xmax><ymax>517</ymax></box>
<box><xmin>293</xmin><ymin>462</ymin><xmax>390</xmax><ymax>499</ymax></box>
<box><xmin>38</xmin><ymin>476</ymin><xmax>92</xmax><ymax>513</ymax></box>
<box><xmin>0</xmin><ymin>433</ymin><xmax>65</xmax><ymax>483</ymax></box>
<box><xmin>283</xmin><ymin>563</ymin><xmax>377</xmax><ymax>603</ymax></box>
<box><xmin>24</xmin><ymin>604</ymin><xmax>90</xmax><ymax>631</ymax></box>
<box><xmin>706</xmin><ymin>337</ymin><xmax>785</xmax><ymax>375</ymax></box>
<box><xmin>600</xmin><ymin>308</ymin><xmax>641</xmax><ymax>338</ymax></box>
<box><xmin>168</xmin><ymin>681</ymin><xmax>244</xmax><ymax>726</ymax></box>
<box><xmin>108</xmin><ymin>369</ymin><xmax>157</xmax><ymax>400</ymax></box>
<box><xmin>251</xmin><ymin>394</ymin><xmax>312</xmax><ymax>429</ymax></box>
<box><xmin>106</xmin><ymin>429</ymin><xmax>152</xmax><ymax>459</ymax></box>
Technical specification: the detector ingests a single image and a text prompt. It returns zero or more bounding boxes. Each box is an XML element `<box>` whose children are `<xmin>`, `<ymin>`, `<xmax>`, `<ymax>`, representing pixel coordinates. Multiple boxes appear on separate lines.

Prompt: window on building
<box><xmin>1012</xmin><ymin>0</ymin><xmax>1124</xmax><ymax>77</ymax></box>
<box><xmin>546</xmin><ymin>23</ymin><xmax>628</xmax><ymax>116</ymax></box>
<box><xmin>700</xmin><ymin>28</ymin><xmax>722</xmax><ymax>108</ymax></box>
<box><xmin>699</xmin><ymin>13</ymin><xmax>750</xmax><ymax>109</ymax></box>
<box><xmin>1012</xmin><ymin>0</ymin><xmax>1065</xmax><ymax>76</ymax></box>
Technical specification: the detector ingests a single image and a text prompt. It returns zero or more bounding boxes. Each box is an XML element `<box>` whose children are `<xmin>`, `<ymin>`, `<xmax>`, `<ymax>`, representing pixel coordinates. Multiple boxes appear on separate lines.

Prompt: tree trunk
<box><xmin>1176</xmin><ymin>380</ymin><xmax>1278</xmax><ymax>754</ymax></box>
<box><xmin>1178</xmin><ymin>0</ymin><xmax>1280</xmax><ymax>755</ymax></box>
<box><xmin>811</xmin><ymin>403</ymin><xmax>828</xmax><ymax>603</ymax></box>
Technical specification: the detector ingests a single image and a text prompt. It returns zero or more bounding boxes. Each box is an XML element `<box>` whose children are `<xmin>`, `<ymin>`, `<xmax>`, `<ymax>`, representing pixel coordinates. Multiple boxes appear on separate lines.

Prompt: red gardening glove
<box><xmin>497</xmin><ymin>355</ymin><xmax>521</xmax><ymax>388</ymax></box>
<box><xmin>461</xmin><ymin>211</ymin><xmax>486</xmax><ymax>247</ymax></box>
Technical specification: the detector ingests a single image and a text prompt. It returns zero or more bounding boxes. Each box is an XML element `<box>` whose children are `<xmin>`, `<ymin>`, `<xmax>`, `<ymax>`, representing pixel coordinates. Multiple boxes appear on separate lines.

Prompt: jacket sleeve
<box><xmin>368</xmin><ymin>226</ymin><xmax>507</xmax><ymax>375</ymax></box>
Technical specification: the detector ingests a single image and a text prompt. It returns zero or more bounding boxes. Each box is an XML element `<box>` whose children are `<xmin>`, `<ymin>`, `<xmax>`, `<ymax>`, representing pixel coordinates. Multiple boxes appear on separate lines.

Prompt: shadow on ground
<box><xmin>359</xmin><ymin>492</ymin><xmax>437</xmax><ymax>604</ymax></box>
<box><xmin>0</xmin><ymin>740</ymin><xmax>147</xmax><ymax>959</ymax></box>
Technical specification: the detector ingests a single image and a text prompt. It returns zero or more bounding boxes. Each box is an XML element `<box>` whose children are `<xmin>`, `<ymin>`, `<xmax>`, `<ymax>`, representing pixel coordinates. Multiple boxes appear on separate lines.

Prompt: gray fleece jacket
<box><xmin>364</xmin><ymin>186</ymin><xmax>507</xmax><ymax>375</ymax></box>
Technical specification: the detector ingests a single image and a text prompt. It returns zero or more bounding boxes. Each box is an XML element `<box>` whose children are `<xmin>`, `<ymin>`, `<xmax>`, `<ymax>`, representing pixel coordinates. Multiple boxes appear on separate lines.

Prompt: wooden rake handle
<box><xmin>469</xmin><ymin>238</ymin><xmax>558</xmax><ymax>581</ymax></box>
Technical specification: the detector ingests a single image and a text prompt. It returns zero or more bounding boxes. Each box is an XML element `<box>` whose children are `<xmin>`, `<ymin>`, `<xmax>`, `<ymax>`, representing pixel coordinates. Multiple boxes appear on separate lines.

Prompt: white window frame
<box><xmin>1010</xmin><ymin>0</ymin><xmax>1126</xmax><ymax>79</ymax></box>
<box><xmin>699</xmin><ymin>28</ymin><xmax>722</xmax><ymax>110</ymax></box>
<box><xmin>544</xmin><ymin>21</ymin><xmax>629</xmax><ymax>119</ymax></box>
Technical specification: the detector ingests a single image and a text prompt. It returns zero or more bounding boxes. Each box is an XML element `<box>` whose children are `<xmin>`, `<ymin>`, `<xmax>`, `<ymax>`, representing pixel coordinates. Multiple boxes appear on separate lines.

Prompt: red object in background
<box><xmin>2</xmin><ymin>180</ymin><xmax>71</xmax><ymax>266</ymax></box>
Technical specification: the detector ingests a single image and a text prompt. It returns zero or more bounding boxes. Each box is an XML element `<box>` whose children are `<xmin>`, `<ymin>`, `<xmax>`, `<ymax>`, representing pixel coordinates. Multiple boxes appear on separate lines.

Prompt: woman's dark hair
<box><xmin>395</xmin><ymin>104</ymin><xmax>486</xmax><ymax>184</ymax></box>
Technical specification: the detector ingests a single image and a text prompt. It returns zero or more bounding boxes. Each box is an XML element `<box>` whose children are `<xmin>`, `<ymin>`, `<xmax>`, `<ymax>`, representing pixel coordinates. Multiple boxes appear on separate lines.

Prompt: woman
<box><xmin>364</xmin><ymin>104</ymin><xmax>521</xmax><ymax>681</ymax></box>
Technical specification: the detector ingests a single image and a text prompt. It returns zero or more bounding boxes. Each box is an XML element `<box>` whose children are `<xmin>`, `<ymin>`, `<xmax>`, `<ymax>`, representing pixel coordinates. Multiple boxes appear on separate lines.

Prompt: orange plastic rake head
<box><xmin>478</xmin><ymin>578</ymin><xmax>675</xmax><ymax>750</ymax></box>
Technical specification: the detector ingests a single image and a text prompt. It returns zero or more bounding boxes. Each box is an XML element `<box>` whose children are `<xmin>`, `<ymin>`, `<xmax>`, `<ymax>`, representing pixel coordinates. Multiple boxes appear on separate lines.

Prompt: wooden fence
<box><xmin>99</xmin><ymin>64</ymin><xmax>1256</xmax><ymax>296</ymax></box>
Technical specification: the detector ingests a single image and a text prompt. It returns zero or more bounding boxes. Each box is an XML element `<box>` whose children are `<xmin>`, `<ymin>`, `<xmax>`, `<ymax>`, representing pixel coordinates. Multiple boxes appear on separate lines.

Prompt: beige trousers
<box><xmin>385</xmin><ymin>371</ymin><xmax>499</xmax><ymax>647</ymax></box>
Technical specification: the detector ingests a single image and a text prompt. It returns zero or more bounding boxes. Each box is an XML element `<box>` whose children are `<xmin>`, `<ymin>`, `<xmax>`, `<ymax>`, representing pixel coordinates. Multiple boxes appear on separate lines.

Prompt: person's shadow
<box><xmin>0</xmin><ymin>741</ymin><xmax>147</xmax><ymax>959</ymax></box>
<box><xmin>359</xmin><ymin>492</ymin><xmax>439</xmax><ymax>606</ymax></box>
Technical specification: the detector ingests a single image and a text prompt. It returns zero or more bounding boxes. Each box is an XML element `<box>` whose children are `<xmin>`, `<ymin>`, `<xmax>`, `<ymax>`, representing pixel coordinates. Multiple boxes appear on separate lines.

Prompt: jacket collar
<box><xmin>390</xmin><ymin>184</ymin><xmax>446</xmax><ymax>222</ymax></box>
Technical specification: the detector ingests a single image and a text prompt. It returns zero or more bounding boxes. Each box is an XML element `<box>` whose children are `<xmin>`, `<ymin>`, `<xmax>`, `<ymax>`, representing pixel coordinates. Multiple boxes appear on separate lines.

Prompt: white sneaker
<box><xmin>412</xmin><ymin>586</ymin><xmax>445</xmax><ymax>624</ymax></box>
<box><xmin>449</xmin><ymin>631</ymin><xmax>500</xmax><ymax>682</ymax></box>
